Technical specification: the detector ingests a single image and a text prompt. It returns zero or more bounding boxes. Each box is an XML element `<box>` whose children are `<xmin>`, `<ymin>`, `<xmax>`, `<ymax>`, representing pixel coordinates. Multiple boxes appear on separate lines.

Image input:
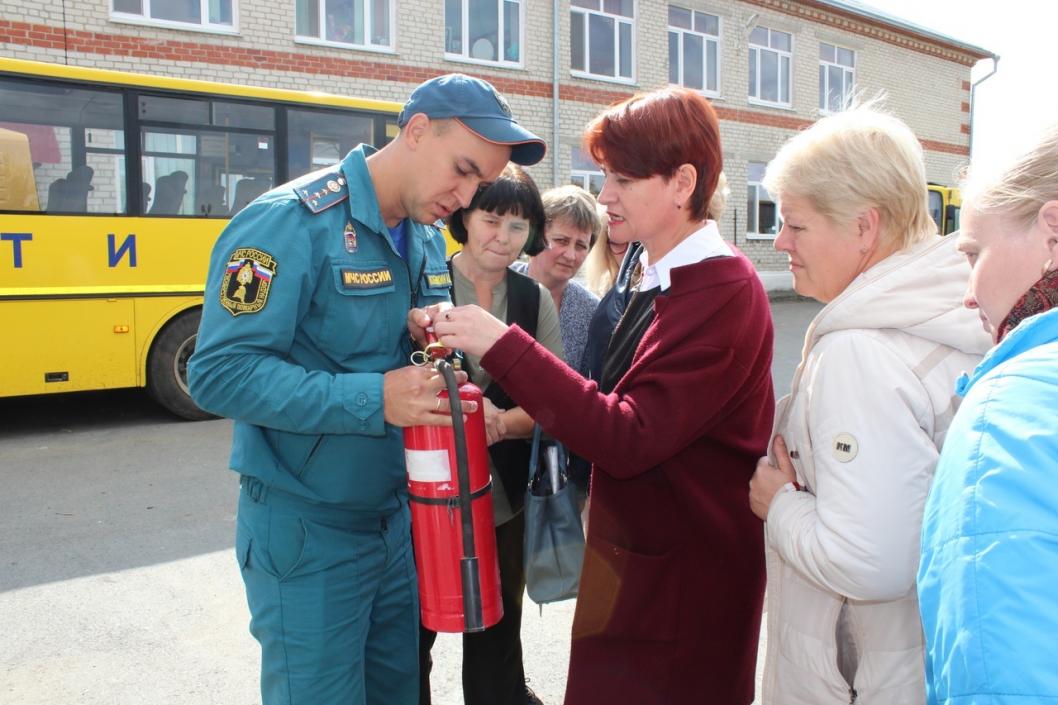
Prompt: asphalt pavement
<box><xmin>0</xmin><ymin>297</ymin><xmax>821</xmax><ymax>705</ymax></box>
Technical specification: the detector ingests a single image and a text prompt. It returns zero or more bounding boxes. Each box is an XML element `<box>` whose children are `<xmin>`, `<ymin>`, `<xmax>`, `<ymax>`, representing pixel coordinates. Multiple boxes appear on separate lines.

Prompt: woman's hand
<box><xmin>749</xmin><ymin>435</ymin><xmax>798</xmax><ymax>521</ymax></box>
<box><xmin>431</xmin><ymin>305</ymin><xmax>510</xmax><ymax>357</ymax></box>
<box><xmin>406</xmin><ymin>302</ymin><xmax>453</xmax><ymax>347</ymax></box>
<box><xmin>481</xmin><ymin>397</ymin><xmax>507</xmax><ymax>446</ymax></box>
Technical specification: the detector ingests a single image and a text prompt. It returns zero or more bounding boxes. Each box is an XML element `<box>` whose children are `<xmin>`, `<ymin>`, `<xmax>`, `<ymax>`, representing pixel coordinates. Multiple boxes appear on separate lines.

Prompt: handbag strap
<box><xmin>528</xmin><ymin>423</ymin><xmax>543</xmax><ymax>482</ymax></box>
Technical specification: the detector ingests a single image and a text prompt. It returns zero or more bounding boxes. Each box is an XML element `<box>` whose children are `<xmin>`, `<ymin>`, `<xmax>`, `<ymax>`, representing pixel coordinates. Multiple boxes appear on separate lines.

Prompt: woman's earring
<box><xmin>1044</xmin><ymin>258</ymin><xmax>1055</xmax><ymax>277</ymax></box>
<box><xmin>675</xmin><ymin>202</ymin><xmax>682</xmax><ymax>209</ymax></box>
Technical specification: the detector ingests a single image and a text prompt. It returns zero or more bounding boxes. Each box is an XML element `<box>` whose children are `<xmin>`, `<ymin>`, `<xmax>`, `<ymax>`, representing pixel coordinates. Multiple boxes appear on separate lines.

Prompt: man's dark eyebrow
<box><xmin>459</xmin><ymin>158</ymin><xmax>484</xmax><ymax>178</ymax></box>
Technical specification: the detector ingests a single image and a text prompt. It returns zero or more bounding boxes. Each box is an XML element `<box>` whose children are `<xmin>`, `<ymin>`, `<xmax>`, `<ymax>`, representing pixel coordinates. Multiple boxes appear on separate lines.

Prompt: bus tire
<box><xmin>146</xmin><ymin>309</ymin><xmax>215</xmax><ymax>421</ymax></box>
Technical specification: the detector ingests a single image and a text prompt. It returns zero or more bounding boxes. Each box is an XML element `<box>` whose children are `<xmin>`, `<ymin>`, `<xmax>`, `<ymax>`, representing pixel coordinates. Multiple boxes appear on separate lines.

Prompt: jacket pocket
<box><xmin>572</xmin><ymin>535</ymin><xmax>680</xmax><ymax>642</ymax></box>
<box><xmin>320</xmin><ymin>261</ymin><xmax>400</xmax><ymax>358</ymax></box>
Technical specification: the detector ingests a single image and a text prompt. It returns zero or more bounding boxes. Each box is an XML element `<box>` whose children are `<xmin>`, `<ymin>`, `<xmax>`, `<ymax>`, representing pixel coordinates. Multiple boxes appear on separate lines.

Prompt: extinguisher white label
<box><xmin>405</xmin><ymin>448</ymin><xmax>452</xmax><ymax>482</ymax></box>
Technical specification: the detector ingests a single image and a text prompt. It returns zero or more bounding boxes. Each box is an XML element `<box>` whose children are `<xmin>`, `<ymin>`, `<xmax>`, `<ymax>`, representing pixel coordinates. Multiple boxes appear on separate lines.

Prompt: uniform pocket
<box><xmin>235</xmin><ymin>521</ymin><xmax>253</xmax><ymax>571</ymax></box>
<box><xmin>319</xmin><ymin>260</ymin><xmax>401</xmax><ymax>359</ymax></box>
<box><xmin>572</xmin><ymin>536</ymin><xmax>681</xmax><ymax>642</ymax></box>
<box><xmin>262</xmin><ymin>511</ymin><xmax>311</xmax><ymax>581</ymax></box>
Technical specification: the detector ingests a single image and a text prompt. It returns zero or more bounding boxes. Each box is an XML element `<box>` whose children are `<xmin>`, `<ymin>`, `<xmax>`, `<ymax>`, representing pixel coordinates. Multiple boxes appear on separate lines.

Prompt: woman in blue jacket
<box><xmin>918</xmin><ymin>126</ymin><xmax>1058</xmax><ymax>705</ymax></box>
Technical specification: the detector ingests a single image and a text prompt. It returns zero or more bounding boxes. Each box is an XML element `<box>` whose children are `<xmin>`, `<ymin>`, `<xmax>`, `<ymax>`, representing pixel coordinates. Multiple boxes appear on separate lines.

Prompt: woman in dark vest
<box><xmin>418</xmin><ymin>164</ymin><xmax>564</xmax><ymax>705</ymax></box>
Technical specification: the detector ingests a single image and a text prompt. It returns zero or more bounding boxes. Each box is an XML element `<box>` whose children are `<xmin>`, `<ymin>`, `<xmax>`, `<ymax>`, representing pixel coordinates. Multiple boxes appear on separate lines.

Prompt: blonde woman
<box><xmin>583</xmin><ymin>216</ymin><xmax>624</xmax><ymax>297</ymax></box>
<box><xmin>748</xmin><ymin>106</ymin><xmax>990</xmax><ymax>704</ymax></box>
<box><xmin>919</xmin><ymin>126</ymin><xmax>1058</xmax><ymax>705</ymax></box>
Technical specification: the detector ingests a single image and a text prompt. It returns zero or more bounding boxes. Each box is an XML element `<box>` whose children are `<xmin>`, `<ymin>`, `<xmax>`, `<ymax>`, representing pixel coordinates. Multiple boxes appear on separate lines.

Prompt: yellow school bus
<box><xmin>928</xmin><ymin>183</ymin><xmax>961</xmax><ymax>236</ymax></box>
<box><xmin>0</xmin><ymin>57</ymin><xmax>401</xmax><ymax>419</ymax></box>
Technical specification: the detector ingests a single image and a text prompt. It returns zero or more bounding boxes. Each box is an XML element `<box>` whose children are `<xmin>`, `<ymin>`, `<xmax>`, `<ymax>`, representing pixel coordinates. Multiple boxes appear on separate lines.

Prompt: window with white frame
<box><xmin>445</xmin><ymin>0</ymin><xmax>522</xmax><ymax>65</ymax></box>
<box><xmin>748</xmin><ymin>26</ymin><xmax>791</xmax><ymax>107</ymax></box>
<box><xmin>111</xmin><ymin>0</ymin><xmax>234</xmax><ymax>30</ymax></box>
<box><xmin>570</xmin><ymin>0</ymin><xmax>635</xmax><ymax>82</ymax></box>
<box><xmin>570</xmin><ymin>147</ymin><xmax>603</xmax><ymax>196</ymax></box>
<box><xmin>667</xmin><ymin>5</ymin><xmax>719</xmax><ymax>95</ymax></box>
<box><xmin>295</xmin><ymin>0</ymin><xmax>392</xmax><ymax>50</ymax></box>
<box><xmin>819</xmin><ymin>42</ymin><xmax>855</xmax><ymax>113</ymax></box>
<box><xmin>747</xmin><ymin>162</ymin><xmax>779</xmax><ymax>237</ymax></box>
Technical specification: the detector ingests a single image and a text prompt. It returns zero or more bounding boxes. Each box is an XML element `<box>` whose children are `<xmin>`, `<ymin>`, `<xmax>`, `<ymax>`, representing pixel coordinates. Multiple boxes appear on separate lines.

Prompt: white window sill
<box><xmin>747</xmin><ymin>97</ymin><xmax>794</xmax><ymax>111</ymax></box>
<box><xmin>570</xmin><ymin>71</ymin><xmax>636</xmax><ymax>87</ymax></box>
<box><xmin>745</xmin><ymin>232</ymin><xmax>778</xmax><ymax>241</ymax></box>
<box><xmin>443</xmin><ymin>54</ymin><xmax>524</xmax><ymax>71</ymax></box>
<box><xmin>110</xmin><ymin>14</ymin><xmax>239</xmax><ymax>35</ymax></box>
<box><xmin>295</xmin><ymin>36</ymin><xmax>395</xmax><ymax>54</ymax></box>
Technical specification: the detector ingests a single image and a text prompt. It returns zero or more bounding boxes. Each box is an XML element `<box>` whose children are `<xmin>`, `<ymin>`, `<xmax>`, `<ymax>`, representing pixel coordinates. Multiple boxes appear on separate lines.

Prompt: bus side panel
<box><xmin>0</xmin><ymin>298</ymin><xmax>136</xmax><ymax>395</ymax></box>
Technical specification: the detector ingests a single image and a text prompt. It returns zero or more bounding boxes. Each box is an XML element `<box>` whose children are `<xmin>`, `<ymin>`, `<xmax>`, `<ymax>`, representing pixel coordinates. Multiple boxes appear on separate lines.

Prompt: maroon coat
<box><xmin>480</xmin><ymin>253</ymin><xmax>773</xmax><ymax>705</ymax></box>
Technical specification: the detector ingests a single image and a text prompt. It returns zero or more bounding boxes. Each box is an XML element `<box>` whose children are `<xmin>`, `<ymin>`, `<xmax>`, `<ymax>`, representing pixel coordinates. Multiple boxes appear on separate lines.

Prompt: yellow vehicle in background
<box><xmin>928</xmin><ymin>183</ymin><xmax>961</xmax><ymax>236</ymax></box>
<box><xmin>0</xmin><ymin>57</ymin><xmax>401</xmax><ymax>419</ymax></box>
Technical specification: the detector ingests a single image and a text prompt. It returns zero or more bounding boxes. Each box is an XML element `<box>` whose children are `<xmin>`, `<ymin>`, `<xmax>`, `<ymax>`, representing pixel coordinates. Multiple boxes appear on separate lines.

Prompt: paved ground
<box><xmin>0</xmin><ymin>298</ymin><xmax>821</xmax><ymax>705</ymax></box>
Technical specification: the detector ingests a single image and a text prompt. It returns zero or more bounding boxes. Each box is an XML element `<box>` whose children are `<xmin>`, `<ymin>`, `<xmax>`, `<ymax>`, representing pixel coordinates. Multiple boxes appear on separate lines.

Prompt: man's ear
<box><xmin>401</xmin><ymin>113</ymin><xmax>430</xmax><ymax>152</ymax></box>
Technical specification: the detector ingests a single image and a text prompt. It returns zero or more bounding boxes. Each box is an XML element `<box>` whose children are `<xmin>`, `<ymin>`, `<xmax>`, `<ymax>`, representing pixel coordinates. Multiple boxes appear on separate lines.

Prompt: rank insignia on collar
<box><xmin>344</xmin><ymin>222</ymin><xmax>358</xmax><ymax>253</ymax></box>
<box><xmin>220</xmin><ymin>247</ymin><xmax>277</xmax><ymax>316</ymax></box>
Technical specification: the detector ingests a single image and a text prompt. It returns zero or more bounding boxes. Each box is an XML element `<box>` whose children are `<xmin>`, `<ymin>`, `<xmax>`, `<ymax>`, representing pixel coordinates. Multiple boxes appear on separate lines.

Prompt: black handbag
<box><xmin>523</xmin><ymin>424</ymin><xmax>585</xmax><ymax>605</ymax></box>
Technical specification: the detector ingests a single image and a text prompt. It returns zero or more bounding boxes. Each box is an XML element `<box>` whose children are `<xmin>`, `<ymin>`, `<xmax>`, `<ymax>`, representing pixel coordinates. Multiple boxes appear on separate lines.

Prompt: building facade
<box><xmin>0</xmin><ymin>0</ymin><xmax>992</xmax><ymax>280</ymax></box>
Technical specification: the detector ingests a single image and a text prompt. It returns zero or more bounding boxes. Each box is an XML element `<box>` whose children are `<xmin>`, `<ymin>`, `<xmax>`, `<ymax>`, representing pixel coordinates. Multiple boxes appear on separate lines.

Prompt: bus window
<box><xmin>928</xmin><ymin>188</ymin><xmax>943</xmax><ymax>232</ymax></box>
<box><xmin>287</xmin><ymin>107</ymin><xmax>374</xmax><ymax>179</ymax></box>
<box><xmin>139</xmin><ymin>95</ymin><xmax>276</xmax><ymax>217</ymax></box>
<box><xmin>0</xmin><ymin>127</ymin><xmax>39</xmax><ymax>210</ymax></box>
<box><xmin>0</xmin><ymin>76</ymin><xmax>125</xmax><ymax>214</ymax></box>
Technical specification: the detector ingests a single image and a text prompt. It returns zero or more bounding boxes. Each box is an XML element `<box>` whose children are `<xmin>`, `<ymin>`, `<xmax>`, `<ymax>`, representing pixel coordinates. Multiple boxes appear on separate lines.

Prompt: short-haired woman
<box><xmin>918</xmin><ymin>126</ymin><xmax>1058</xmax><ymax>705</ymax></box>
<box><xmin>428</xmin><ymin>86</ymin><xmax>775</xmax><ymax>705</ymax></box>
<box><xmin>748</xmin><ymin>105</ymin><xmax>990</xmax><ymax>704</ymax></box>
<box><xmin>511</xmin><ymin>184</ymin><xmax>602</xmax><ymax>371</ymax></box>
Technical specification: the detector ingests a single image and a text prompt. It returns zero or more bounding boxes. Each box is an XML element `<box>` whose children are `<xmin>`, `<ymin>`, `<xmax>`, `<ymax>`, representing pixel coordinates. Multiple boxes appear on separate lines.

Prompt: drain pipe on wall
<box><xmin>552</xmin><ymin>0</ymin><xmax>560</xmax><ymax>187</ymax></box>
<box><xmin>968</xmin><ymin>55</ymin><xmax>999</xmax><ymax>160</ymax></box>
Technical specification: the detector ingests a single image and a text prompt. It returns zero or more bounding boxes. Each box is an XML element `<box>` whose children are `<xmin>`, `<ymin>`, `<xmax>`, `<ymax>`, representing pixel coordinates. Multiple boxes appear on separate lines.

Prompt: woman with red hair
<box><xmin>421</xmin><ymin>87</ymin><xmax>774</xmax><ymax>704</ymax></box>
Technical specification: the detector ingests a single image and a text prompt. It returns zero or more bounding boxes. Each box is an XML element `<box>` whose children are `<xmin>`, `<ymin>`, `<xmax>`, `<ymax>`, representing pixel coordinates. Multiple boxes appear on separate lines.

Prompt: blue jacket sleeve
<box><xmin>188</xmin><ymin>196</ymin><xmax>386</xmax><ymax>436</ymax></box>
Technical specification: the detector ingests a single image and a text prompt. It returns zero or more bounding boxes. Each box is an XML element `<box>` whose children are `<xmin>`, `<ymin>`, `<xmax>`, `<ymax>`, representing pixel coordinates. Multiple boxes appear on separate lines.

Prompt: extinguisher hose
<box><xmin>436</xmin><ymin>358</ymin><xmax>485</xmax><ymax>632</ymax></box>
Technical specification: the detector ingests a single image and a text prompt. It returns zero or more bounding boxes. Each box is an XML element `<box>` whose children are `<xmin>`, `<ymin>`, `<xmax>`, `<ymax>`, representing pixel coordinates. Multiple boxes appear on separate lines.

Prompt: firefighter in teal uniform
<box><xmin>188</xmin><ymin>74</ymin><xmax>545</xmax><ymax>705</ymax></box>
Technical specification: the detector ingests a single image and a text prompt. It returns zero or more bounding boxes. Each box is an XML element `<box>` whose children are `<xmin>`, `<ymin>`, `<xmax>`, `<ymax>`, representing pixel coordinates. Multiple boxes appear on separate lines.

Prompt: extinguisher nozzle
<box><xmin>460</xmin><ymin>557</ymin><xmax>485</xmax><ymax>632</ymax></box>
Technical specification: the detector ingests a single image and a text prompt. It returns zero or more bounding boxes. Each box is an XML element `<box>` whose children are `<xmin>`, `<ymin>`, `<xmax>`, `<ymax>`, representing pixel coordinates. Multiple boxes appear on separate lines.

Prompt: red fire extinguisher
<box><xmin>403</xmin><ymin>331</ymin><xmax>503</xmax><ymax>633</ymax></box>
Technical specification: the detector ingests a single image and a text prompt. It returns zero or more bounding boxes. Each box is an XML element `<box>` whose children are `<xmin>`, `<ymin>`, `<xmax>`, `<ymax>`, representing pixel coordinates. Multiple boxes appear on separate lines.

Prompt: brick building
<box><xmin>0</xmin><ymin>0</ymin><xmax>993</xmax><ymax>281</ymax></box>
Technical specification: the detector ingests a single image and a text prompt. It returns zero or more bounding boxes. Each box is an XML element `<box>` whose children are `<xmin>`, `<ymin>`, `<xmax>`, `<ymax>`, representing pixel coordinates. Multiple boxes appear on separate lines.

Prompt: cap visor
<box><xmin>456</xmin><ymin>117</ymin><xmax>547</xmax><ymax>166</ymax></box>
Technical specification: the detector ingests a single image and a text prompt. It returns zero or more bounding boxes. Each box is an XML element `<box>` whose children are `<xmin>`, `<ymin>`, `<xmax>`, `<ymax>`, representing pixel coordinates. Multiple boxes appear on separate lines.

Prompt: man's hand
<box><xmin>407</xmin><ymin>303</ymin><xmax>454</xmax><ymax>348</ymax></box>
<box><xmin>382</xmin><ymin>365</ymin><xmax>476</xmax><ymax>427</ymax></box>
<box><xmin>748</xmin><ymin>434</ymin><xmax>798</xmax><ymax>521</ymax></box>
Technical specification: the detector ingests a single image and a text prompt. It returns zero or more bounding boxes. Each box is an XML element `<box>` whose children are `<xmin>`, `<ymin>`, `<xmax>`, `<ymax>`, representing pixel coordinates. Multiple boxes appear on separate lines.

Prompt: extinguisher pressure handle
<box><xmin>422</xmin><ymin>326</ymin><xmax>448</xmax><ymax>360</ymax></box>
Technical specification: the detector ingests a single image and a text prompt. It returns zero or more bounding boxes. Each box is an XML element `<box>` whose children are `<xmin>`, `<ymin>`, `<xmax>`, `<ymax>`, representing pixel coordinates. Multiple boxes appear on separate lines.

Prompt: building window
<box><xmin>667</xmin><ymin>5</ymin><xmax>719</xmax><ymax>95</ymax></box>
<box><xmin>295</xmin><ymin>0</ymin><xmax>392</xmax><ymax>50</ymax></box>
<box><xmin>747</xmin><ymin>162</ymin><xmax>779</xmax><ymax>237</ymax></box>
<box><xmin>570</xmin><ymin>147</ymin><xmax>603</xmax><ymax>196</ymax></box>
<box><xmin>748</xmin><ymin>26</ymin><xmax>791</xmax><ymax>107</ymax></box>
<box><xmin>444</xmin><ymin>0</ymin><xmax>522</xmax><ymax>66</ymax></box>
<box><xmin>819</xmin><ymin>42</ymin><xmax>855</xmax><ymax>113</ymax></box>
<box><xmin>570</xmin><ymin>0</ymin><xmax>635</xmax><ymax>83</ymax></box>
<box><xmin>111</xmin><ymin>0</ymin><xmax>235</xmax><ymax>31</ymax></box>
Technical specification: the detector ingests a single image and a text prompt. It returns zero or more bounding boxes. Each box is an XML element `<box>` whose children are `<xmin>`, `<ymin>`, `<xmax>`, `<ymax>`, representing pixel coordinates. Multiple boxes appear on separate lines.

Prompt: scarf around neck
<box><xmin>997</xmin><ymin>266</ymin><xmax>1058</xmax><ymax>341</ymax></box>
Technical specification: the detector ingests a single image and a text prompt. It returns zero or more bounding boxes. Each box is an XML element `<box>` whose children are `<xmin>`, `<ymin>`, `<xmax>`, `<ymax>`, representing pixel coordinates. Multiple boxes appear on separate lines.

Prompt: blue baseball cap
<box><xmin>398</xmin><ymin>73</ymin><xmax>546</xmax><ymax>166</ymax></box>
